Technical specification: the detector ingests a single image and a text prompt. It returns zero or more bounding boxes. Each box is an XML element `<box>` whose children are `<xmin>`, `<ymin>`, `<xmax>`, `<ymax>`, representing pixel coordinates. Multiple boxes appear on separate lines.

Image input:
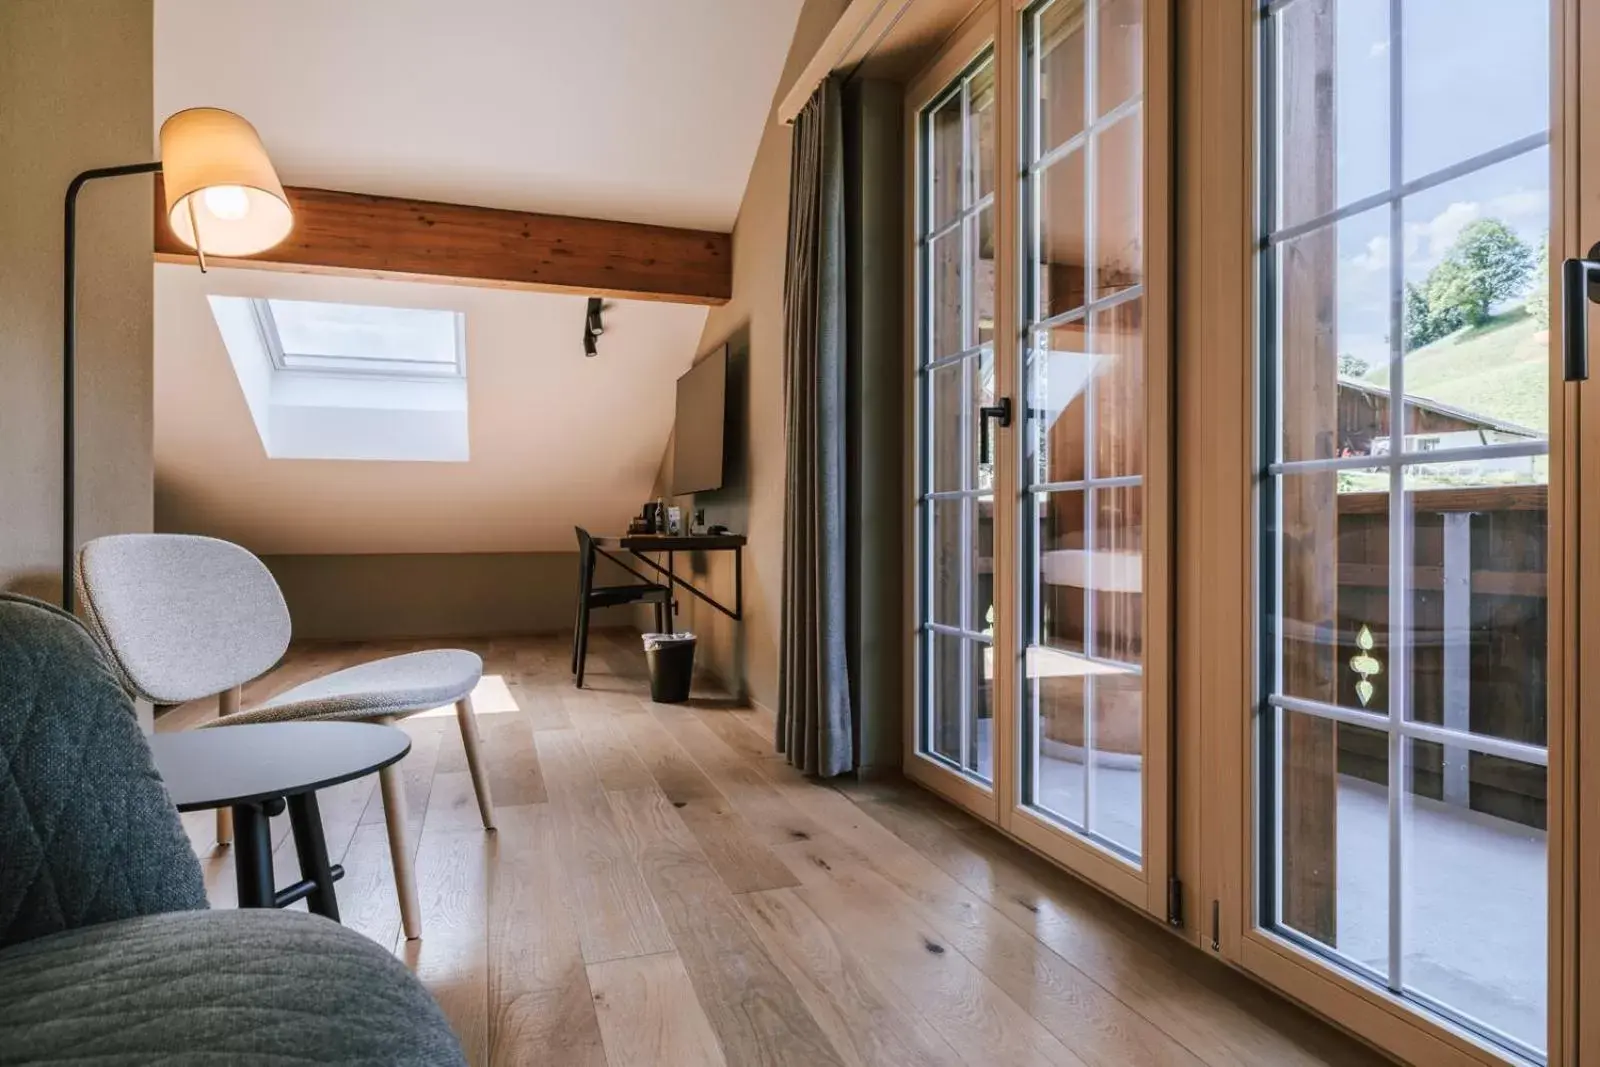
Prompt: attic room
<box><xmin>0</xmin><ymin>1</ymin><xmax>1590</xmax><ymax>1066</ymax></box>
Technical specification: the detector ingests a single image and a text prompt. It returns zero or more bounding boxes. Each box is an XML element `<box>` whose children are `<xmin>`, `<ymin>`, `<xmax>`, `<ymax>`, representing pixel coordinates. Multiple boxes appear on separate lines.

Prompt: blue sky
<box><xmin>1277</xmin><ymin>0</ymin><xmax>1551</xmax><ymax>369</ymax></box>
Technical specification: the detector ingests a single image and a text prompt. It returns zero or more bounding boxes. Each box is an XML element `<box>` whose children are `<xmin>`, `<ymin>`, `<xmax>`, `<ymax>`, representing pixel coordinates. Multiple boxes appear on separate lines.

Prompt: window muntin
<box><xmin>253</xmin><ymin>298</ymin><xmax>465</xmax><ymax>378</ymax></box>
<box><xmin>1019</xmin><ymin>0</ymin><xmax>1148</xmax><ymax>865</ymax></box>
<box><xmin>1258</xmin><ymin>1</ymin><xmax>1550</xmax><ymax>1059</ymax></box>
<box><xmin>917</xmin><ymin>52</ymin><xmax>998</xmax><ymax>784</ymax></box>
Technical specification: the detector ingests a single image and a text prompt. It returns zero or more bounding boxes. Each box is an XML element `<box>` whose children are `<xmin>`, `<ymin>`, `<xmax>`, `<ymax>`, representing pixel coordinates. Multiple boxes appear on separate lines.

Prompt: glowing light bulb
<box><xmin>203</xmin><ymin>184</ymin><xmax>251</xmax><ymax>220</ymax></box>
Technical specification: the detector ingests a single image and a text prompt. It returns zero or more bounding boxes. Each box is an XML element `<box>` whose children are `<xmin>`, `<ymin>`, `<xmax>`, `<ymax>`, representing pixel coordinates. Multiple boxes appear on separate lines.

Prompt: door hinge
<box><xmin>1166</xmin><ymin>877</ymin><xmax>1184</xmax><ymax>929</ymax></box>
<box><xmin>1210</xmin><ymin>899</ymin><xmax>1221</xmax><ymax>952</ymax></box>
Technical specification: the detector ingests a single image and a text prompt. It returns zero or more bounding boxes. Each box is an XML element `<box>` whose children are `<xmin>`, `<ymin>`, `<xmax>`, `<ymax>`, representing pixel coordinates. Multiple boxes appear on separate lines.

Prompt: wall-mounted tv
<box><xmin>672</xmin><ymin>346</ymin><xmax>726</xmax><ymax>495</ymax></box>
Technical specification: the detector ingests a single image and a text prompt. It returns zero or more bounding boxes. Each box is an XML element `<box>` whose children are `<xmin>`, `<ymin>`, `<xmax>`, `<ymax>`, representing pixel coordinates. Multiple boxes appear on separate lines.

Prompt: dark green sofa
<box><xmin>0</xmin><ymin>594</ymin><xmax>465</xmax><ymax>1066</ymax></box>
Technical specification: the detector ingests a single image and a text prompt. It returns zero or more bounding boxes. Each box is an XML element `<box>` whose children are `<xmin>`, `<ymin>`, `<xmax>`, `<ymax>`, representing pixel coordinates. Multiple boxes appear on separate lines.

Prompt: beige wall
<box><xmin>0</xmin><ymin>1</ymin><xmax>155</xmax><ymax>600</ymax></box>
<box><xmin>265</xmin><ymin>552</ymin><xmax>637</xmax><ymax>641</ymax></box>
<box><xmin>650</xmin><ymin>0</ymin><xmax>851</xmax><ymax>708</ymax></box>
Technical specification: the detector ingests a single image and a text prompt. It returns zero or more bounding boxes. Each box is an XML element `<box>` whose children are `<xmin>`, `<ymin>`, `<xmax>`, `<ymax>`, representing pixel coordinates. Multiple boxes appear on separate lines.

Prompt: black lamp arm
<box><xmin>61</xmin><ymin>160</ymin><xmax>163</xmax><ymax>611</ymax></box>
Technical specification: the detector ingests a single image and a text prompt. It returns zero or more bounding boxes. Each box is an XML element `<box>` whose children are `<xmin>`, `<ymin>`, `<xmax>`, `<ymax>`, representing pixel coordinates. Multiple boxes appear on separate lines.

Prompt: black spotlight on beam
<box><xmin>583</xmin><ymin>328</ymin><xmax>598</xmax><ymax>358</ymax></box>
<box><xmin>586</xmin><ymin>296</ymin><xmax>605</xmax><ymax>336</ymax></box>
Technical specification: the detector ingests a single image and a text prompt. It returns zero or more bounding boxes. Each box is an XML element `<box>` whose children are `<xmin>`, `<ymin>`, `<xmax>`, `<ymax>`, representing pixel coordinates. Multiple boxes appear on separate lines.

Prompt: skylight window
<box><xmin>253</xmin><ymin>298</ymin><xmax>465</xmax><ymax>377</ymax></box>
<box><xmin>208</xmin><ymin>294</ymin><xmax>470</xmax><ymax>462</ymax></box>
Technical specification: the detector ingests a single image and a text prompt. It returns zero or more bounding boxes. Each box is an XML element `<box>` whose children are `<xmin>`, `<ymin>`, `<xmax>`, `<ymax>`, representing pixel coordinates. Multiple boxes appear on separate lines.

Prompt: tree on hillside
<box><xmin>1338</xmin><ymin>353</ymin><xmax>1370</xmax><ymax>378</ymax></box>
<box><xmin>1402</xmin><ymin>217</ymin><xmax>1536</xmax><ymax>351</ymax></box>
<box><xmin>1525</xmin><ymin>232</ymin><xmax>1550</xmax><ymax>329</ymax></box>
<box><xmin>1427</xmin><ymin>218</ymin><xmax>1535</xmax><ymax>327</ymax></box>
<box><xmin>1405</xmin><ymin>280</ymin><xmax>1459</xmax><ymax>352</ymax></box>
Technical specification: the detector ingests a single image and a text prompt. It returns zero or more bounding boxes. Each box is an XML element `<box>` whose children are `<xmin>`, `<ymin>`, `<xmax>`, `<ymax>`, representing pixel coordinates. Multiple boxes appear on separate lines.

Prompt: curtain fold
<box><xmin>777</xmin><ymin>77</ymin><xmax>853</xmax><ymax>778</ymax></box>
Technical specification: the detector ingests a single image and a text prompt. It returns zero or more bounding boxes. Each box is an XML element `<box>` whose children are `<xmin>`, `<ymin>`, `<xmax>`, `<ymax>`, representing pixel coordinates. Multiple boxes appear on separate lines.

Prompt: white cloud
<box><xmin>1347</xmin><ymin>234</ymin><xmax>1389</xmax><ymax>274</ymax></box>
<box><xmin>1403</xmin><ymin>200</ymin><xmax>1481</xmax><ymax>271</ymax></box>
<box><xmin>1485</xmin><ymin>189</ymin><xmax>1547</xmax><ymax>223</ymax></box>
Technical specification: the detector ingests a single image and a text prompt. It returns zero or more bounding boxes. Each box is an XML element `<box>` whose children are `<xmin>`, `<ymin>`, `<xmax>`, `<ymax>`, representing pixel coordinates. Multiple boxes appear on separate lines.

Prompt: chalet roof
<box><xmin>1336</xmin><ymin>376</ymin><xmax>1545</xmax><ymax>440</ymax></box>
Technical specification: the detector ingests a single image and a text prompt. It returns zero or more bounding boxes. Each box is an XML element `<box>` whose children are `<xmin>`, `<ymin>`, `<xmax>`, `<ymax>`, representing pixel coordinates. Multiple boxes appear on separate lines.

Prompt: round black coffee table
<box><xmin>148</xmin><ymin>721</ymin><xmax>411</xmax><ymax>922</ymax></box>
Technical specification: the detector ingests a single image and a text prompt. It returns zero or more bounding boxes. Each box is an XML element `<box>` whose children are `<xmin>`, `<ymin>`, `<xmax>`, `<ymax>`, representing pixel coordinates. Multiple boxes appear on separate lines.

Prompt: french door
<box><xmin>908</xmin><ymin>1</ymin><xmax>1593</xmax><ymax>1063</ymax></box>
<box><xmin>908</xmin><ymin>0</ymin><xmax>1173</xmax><ymax>916</ymax></box>
<box><xmin>1253</xmin><ymin>1</ymin><xmax>1562</xmax><ymax>1062</ymax></box>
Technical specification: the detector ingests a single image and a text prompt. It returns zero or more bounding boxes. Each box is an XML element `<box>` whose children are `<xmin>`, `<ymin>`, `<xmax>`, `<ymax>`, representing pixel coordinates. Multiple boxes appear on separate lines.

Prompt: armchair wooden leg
<box><xmin>215</xmin><ymin>686</ymin><xmax>240</xmax><ymax>846</ymax></box>
<box><xmin>376</xmin><ymin>719</ymin><xmax>422</xmax><ymax>940</ymax></box>
<box><xmin>455</xmin><ymin>696</ymin><xmax>496</xmax><ymax>831</ymax></box>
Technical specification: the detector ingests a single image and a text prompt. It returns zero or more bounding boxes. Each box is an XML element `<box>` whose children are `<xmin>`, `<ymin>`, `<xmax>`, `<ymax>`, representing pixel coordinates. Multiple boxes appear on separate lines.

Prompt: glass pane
<box><xmin>928</xmin><ymin>93</ymin><xmax>964</xmax><ymax>229</ymax></box>
<box><xmin>1273</xmin><ymin>466</ymin><xmax>1390</xmax><ymax>711</ymax></box>
<box><xmin>1096</xmin><ymin>0</ymin><xmax>1141</xmax><ymax>117</ymax></box>
<box><xmin>1089</xmin><ymin>667</ymin><xmax>1141</xmax><ymax>851</ymax></box>
<box><xmin>1037</xmin><ymin>0</ymin><xmax>1087</xmax><ymax>155</ymax></box>
<box><xmin>929</xmin><ymin>498</ymin><xmax>963</xmax><ymax>628</ymax></box>
<box><xmin>1035</xmin><ymin>490</ymin><xmax>1087</xmax><ymax>653</ymax></box>
<box><xmin>1029</xmin><ymin>667</ymin><xmax>1085</xmax><ymax>825</ymax></box>
<box><xmin>928</xmin><ymin>362</ymin><xmax>963</xmax><ymax>492</ymax></box>
<box><xmin>973</xmin><ymin>348</ymin><xmax>995</xmax><ymax>490</ymax></box>
<box><xmin>970</xmin><ymin>640</ymin><xmax>995</xmax><ymax>780</ymax></box>
<box><xmin>1038</xmin><ymin>150</ymin><xmax>1087</xmax><ymax>320</ymax></box>
<box><xmin>1401</xmin><ymin>0</ymin><xmax>1549</xmax><ymax>182</ymax></box>
<box><xmin>1403</xmin><ymin>463</ymin><xmax>1547</xmax><ymax>747</ymax></box>
<box><xmin>1091</xmin><ymin>299</ymin><xmax>1144</xmax><ymax>478</ymax></box>
<box><xmin>972</xmin><ymin>60</ymin><xmax>997</xmax><ymax>201</ymax></box>
<box><xmin>1403</xmin><ymin>740</ymin><xmax>1545</xmax><ymax>1050</ymax></box>
<box><xmin>1094</xmin><ymin>113</ymin><xmax>1142</xmax><ymax>299</ymax></box>
<box><xmin>1280</xmin><ymin>710</ymin><xmax>1390</xmax><ymax>977</ymax></box>
<box><xmin>1028</xmin><ymin>485</ymin><xmax>1144</xmax><ymax>860</ymax></box>
<box><xmin>1393</xmin><ymin>148</ymin><xmax>1550</xmax><ymax>438</ymax></box>
<box><xmin>973</xmin><ymin>494</ymin><xmax>994</xmax><ymax>639</ymax></box>
<box><xmin>1273</xmin><ymin>0</ymin><xmax>1390</xmax><ymax>229</ymax></box>
<box><xmin>929</xmin><ymin>229</ymin><xmax>963</xmax><ymax>360</ymax></box>
<box><xmin>1030</xmin><ymin>321</ymin><xmax>1087</xmax><ymax>485</ymax></box>
<box><xmin>1276</xmin><ymin>205</ymin><xmax>1390</xmax><ymax>463</ymax></box>
<box><xmin>1090</xmin><ymin>484</ymin><xmax>1143</xmax><ymax>664</ymax></box>
<box><xmin>267</xmin><ymin>300</ymin><xmax>459</xmax><ymax>365</ymax></box>
<box><xmin>928</xmin><ymin>631</ymin><xmax>963</xmax><ymax>764</ymax></box>
<box><xmin>972</xmin><ymin>207</ymin><xmax>996</xmax><ymax>348</ymax></box>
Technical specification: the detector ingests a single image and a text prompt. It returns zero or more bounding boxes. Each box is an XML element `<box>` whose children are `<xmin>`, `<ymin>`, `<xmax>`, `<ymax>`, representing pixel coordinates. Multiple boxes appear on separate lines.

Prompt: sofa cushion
<box><xmin>0</xmin><ymin>909</ymin><xmax>466</xmax><ymax>1066</ymax></box>
<box><xmin>0</xmin><ymin>595</ymin><xmax>207</xmax><ymax>951</ymax></box>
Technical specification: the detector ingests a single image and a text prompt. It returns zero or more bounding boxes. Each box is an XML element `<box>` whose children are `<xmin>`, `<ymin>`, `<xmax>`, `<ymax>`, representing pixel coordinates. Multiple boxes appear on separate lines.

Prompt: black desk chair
<box><xmin>572</xmin><ymin>527</ymin><xmax>672</xmax><ymax>689</ymax></box>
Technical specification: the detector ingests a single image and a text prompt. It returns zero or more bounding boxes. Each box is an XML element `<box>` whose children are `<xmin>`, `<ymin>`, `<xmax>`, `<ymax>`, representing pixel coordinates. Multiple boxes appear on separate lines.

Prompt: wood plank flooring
<box><xmin>159</xmin><ymin>631</ymin><xmax>1385</xmax><ymax>1067</ymax></box>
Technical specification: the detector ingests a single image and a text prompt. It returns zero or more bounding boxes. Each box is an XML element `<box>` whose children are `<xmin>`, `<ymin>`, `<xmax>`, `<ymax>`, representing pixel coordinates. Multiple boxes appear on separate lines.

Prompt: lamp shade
<box><xmin>159</xmin><ymin>107</ymin><xmax>292</xmax><ymax>257</ymax></box>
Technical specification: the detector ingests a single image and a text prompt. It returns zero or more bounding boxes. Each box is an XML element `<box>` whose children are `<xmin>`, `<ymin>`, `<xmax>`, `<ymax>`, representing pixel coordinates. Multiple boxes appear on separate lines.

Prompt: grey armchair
<box><xmin>0</xmin><ymin>593</ymin><xmax>465</xmax><ymax>1066</ymax></box>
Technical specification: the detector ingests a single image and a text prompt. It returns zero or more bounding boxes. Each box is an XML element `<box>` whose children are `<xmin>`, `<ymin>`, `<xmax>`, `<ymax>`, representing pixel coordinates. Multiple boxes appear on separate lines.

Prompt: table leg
<box><xmin>287</xmin><ymin>791</ymin><xmax>341</xmax><ymax>921</ymax></box>
<box><xmin>232</xmin><ymin>801</ymin><xmax>276</xmax><ymax>908</ymax></box>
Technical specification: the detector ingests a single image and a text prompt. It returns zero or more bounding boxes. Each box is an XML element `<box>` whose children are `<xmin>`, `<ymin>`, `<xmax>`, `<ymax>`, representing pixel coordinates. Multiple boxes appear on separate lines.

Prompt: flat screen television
<box><xmin>672</xmin><ymin>346</ymin><xmax>726</xmax><ymax>495</ymax></box>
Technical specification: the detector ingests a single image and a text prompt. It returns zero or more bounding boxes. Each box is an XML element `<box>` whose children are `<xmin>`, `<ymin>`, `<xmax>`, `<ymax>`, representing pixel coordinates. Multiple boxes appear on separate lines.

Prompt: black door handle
<box><xmin>979</xmin><ymin>397</ymin><xmax>1012</xmax><ymax>466</ymax></box>
<box><xmin>1561</xmin><ymin>241</ymin><xmax>1600</xmax><ymax>383</ymax></box>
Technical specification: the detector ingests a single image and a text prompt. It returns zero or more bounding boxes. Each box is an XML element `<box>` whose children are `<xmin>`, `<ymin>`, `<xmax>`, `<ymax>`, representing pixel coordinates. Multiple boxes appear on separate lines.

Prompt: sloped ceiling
<box><xmin>152</xmin><ymin>0</ymin><xmax>804</xmax><ymax>554</ymax></box>
<box><xmin>156</xmin><ymin>265</ymin><xmax>708</xmax><ymax>553</ymax></box>
<box><xmin>155</xmin><ymin>0</ymin><xmax>804</xmax><ymax>230</ymax></box>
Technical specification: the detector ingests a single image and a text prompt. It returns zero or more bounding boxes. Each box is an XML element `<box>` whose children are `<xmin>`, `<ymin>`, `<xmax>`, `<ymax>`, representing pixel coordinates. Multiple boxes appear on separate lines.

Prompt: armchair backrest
<box><xmin>0</xmin><ymin>594</ymin><xmax>206</xmax><ymax>951</ymax></box>
<box><xmin>76</xmin><ymin>534</ymin><xmax>291</xmax><ymax>706</ymax></box>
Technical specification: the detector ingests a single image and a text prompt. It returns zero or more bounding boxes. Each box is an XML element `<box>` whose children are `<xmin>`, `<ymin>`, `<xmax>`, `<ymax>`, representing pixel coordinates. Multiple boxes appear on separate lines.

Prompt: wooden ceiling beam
<box><xmin>152</xmin><ymin>175</ymin><xmax>731</xmax><ymax>306</ymax></box>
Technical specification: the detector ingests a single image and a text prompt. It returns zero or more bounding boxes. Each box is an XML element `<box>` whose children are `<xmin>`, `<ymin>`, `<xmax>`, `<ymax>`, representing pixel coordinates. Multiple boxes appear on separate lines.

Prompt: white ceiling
<box><xmin>155</xmin><ymin>0</ymin><xmax>805</xmax><ymax>230</ymax></box>
<box><xmin>156</xmin><ymin>264</ymin><xmax>708</xmax><ymax>554</ymax></box>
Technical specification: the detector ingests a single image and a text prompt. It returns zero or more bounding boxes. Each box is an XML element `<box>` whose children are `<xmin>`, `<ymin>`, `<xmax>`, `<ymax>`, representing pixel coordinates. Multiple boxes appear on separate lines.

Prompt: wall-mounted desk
<box><xmin>594</xmin><ymin>533</ymin><xmax>747</xmax><ymax>622</ymax></box>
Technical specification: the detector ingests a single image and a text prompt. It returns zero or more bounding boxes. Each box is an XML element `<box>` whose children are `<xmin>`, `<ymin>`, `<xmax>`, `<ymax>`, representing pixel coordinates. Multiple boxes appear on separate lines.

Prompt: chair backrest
<box><xmin>574</xmin><ymin>526</ymin><xmax>596</xmax><ymax>593</ymax></box>
<box><xmin>76</xmin><ymin>534</ymin><xmax>291</xmax><ymax>706</ymax></box>
<box><xmin>0</xmin><ymin>594</ymin><xmax>207</xmax><ymax>950</ymax></box>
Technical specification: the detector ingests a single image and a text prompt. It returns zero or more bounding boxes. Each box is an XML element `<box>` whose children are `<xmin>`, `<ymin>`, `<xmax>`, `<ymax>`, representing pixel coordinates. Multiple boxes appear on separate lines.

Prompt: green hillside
<box><xmin>1363</xmin><ymin>306</ymin><xmax>1549</xmax><ymax>434</ymax></box>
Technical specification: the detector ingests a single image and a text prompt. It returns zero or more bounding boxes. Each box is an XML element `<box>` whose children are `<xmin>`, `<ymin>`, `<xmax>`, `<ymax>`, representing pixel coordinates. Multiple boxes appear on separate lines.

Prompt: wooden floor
<box><xmin>158</xmin><ymin>630</ymin><xmax>1385</xmax><ymax>1067</ymax></box>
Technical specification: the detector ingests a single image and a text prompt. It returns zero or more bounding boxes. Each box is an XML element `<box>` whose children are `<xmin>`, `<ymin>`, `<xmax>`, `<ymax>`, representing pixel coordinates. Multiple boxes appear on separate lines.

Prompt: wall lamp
<box><xmin>61</xmin><ymin>107</ymin><xmax>292</xmax><ymax>609</ymax></box>
<box><xmin>583</xmin><ymin>296</ymin><xmax>604</xmax><ymax>357</ymax></box>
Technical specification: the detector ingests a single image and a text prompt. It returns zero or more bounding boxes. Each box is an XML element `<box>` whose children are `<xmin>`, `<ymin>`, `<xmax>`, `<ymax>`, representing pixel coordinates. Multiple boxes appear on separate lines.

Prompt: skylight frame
<box><xmin>249</xmin><ymin>298</ymin><xmax>467</xmax><ymax>380</ymax></box>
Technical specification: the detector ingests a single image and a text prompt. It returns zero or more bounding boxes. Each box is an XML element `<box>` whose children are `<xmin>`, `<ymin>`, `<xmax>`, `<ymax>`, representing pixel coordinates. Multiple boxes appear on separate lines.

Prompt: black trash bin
<box><xmin>643</xmin><ymin>632</ymin><xmax>696</xmax><ymax>703</ymax></box>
